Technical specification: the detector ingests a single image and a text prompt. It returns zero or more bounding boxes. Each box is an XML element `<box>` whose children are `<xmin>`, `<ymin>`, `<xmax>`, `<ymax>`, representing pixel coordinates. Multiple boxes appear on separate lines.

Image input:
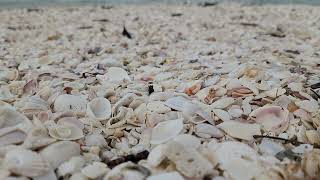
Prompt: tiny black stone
<box><xmin>148</xmin><ymin>83</ymin><xmax>154</xmax><ymax>95</ymax></box>
<box><xmin>122</xmin><ymin>26</ymin><xmax>132</xmax><ymax>39</ymax></box>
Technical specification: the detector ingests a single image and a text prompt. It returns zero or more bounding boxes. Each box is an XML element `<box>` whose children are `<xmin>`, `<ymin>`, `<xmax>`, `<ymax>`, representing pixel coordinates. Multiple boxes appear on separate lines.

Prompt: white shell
<box><xmin>164</xmin><ymin>96</ymin><xmax>191</xmax><ymax>111</ymax></box>
<box><xmin>81</xmin><ymin>162</ymin><xmax>109</xmax><ymax>179</ymax></box>
<box><xmin>40</xmin><ymin>141</ymin><xmax>80</xmax><ymax>168</ymax></box>
<box><xmin>295</xmin><ymin>100</ymin><xmax>319</xmax><ymax>113</ymax></box>
<box><xmin>210</xmin><ymin>97</ymin><xmax>235</xmax><ymax>109</ymax></box>
<box><xmin>20</xmin><ymin>96</ymin><xmax>49</xmax><ymax>118</ymax></box>
<box><xmin>194</xmin><ymin>123</ymin><xmax>224</xmax><ymax>138</ymax></box>
<box><xmin>250</xmin><ymin>105</ymin><xmax>289</xmax><ymax>134</ymax></box>
<box><xmin>147</xmin><ymin>101</ymin><xmax>171</xmax><ymax>114</ymax></box>
<box><xmin>218</xmin><ymin>121</ymin><xmax>261</xmax><ymax>141</ymax></box>
<box><xmin>48</xmin><ymin>123</ymin><xmax>84</xmax><ymax>141</ymax></box>
<box><xmin>3</xmin><ymin>148</ymin><xmax>50</xmax><ymax>177</ymax></box>
<box><xmin>212</xmin><ymin>109</ymin><xmax>231</xmax><ymax>121</ymax></box>
<box><xmin>53</xmin><ymin>94</ymin><xmax>87</xmax><ymax>114</ymax></box>
<box><xmin>173</xmin><ymin>134</ymin><xmax>201</xmax><ymax>149</ymax></box>
<box><xmin>86</xmin><ymin>97</ymin><xmax>111</xmax><ymax>120</ymax></box>
<box><xmin>150</xmin><ymin>119</ymin><xmax>183</xmax><ymax>144</ymax></box>
<box><xmin>164</xmin><ymin>140</ymin><xmax>213</xmax><ymax>178</ymax></box>
<box><xmin>147</xmin><ymin>144</ymin><xmax>167</xmax><ymax>167</ymax></box>
<box><xmin>57</xmin><ymin>156</ymin><xmax>85</xmax><ymax>177</ymax></box>
<box><xmin>147</xmin><ymin>171</ymin><xmax>184</xmax><ymax>180</ymax></box>
<box><xmin>84</xmin><ymin>133</ymin><xmax>108</xmax><ymax>147</ymax></box>
<box><xmin>98</xmin><ymin>67</ymin><xmax>131</xmax><ymax>84</ymax></box>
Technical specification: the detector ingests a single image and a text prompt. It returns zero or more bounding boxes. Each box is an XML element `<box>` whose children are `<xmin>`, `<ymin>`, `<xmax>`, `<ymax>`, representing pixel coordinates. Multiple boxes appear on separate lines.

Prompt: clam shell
<box><xmin>3</xmin><ymin>148</ymin><xmax>50</xmax><ymax>177</ymax></box>
<box><xmin>150</xmin><ymin>119</ymin><xmax>183</xmax><ymax>144</ymax></box>
<box><xmin>86</xmin><ymin>97</ymin><xmax>111</xmax><ymax>120</ymax></box>
<box><xmin>210</xmin><ymin>97</ymin><xmax>235</xmax><ymax>109</ymax></box>
<box><xmin>53</xmin><ymin>94</ymin><xmax>87</xmax><ymax>114</ymax></box>
<box><xmin>48</xmin><ymin>123</ymin><xmax>84</xmax><ymax>141</ymax></box>
<box><xmin>218</xmin><ymin>121</ymin><xmax>261</xmax><ymax>141</ymax></box>
<box><xmin>250</xmin><ymin>105</ymin><xmax>289</xmax><ymax>134</ymax></box>
<box><xmin>40</xmin><ymin>141</ymin><xmax>80</xmax><ymax>169</ymax></box>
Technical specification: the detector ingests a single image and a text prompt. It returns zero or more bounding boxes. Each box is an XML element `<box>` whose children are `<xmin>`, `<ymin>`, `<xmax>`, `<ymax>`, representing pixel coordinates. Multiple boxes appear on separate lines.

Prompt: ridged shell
<box><xmin>3</xmin><ymin>148</ymin><xmax>50</xmax><ymax>177</ymax></box>
<box><xmin>48</xmin><ymin>123</ymin><xmax>83</xmax><ymax>141</ymax></box>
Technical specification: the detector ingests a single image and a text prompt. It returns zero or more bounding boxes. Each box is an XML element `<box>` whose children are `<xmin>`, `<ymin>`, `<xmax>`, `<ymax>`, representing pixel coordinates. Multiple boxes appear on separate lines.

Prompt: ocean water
<box><xmin>0</xmin><ymin>0</ymin><xmax>320</xmax><ymax>7</ymax></box>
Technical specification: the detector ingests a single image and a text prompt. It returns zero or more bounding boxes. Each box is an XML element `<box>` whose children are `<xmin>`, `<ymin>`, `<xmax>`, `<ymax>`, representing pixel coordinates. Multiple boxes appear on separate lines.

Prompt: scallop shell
<box><xmin>40</xmin><ymin>141</ymin><xmax>80</xmax><ymax>169</ymax></box>
<box><xmin>146</xmin><ymin>171</ymin><xmax>184</xmax><ymax>180</ymax></box>
<box><xmin>249</xmin><ymin>105</ymin><xmax>289</xmax><ymax>134</ymax></box>
<box><xmin>86</xmin><ymin>97</ymin><xmax>111</xmax><ymax>120</ymax></box>
<box><xmin>53</xmin><ymin>94</ymin><xmax>87</xmax><ymax>114</ymax></box>
<box><xmin>48</xmin><ymin>123</ymin><xmax>84</xmax><ymax>141</ymax></box>
<box><xmin>3</xmin><ymin>148</ymin><xmax>50</xmax><ymax>177</ymax></box>
<box><xmin>150</xmin><ymin>119</ymin><xmax>183</xmax><ymax>144</ymax></box>
<box><xmin>81</xmin><ymin>162</ymin><xmax>109</xmax><ymax>179</ymax></box>
<box><xmin>217</xmin><ymin>121</ymin><xmax>261</xmax><ymax>141</ymax></box>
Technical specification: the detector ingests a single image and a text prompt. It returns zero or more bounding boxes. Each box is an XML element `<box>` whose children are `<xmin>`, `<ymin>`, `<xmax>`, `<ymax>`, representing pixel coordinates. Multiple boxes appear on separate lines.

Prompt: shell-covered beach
<box><xmin>0</xmin><ymin>3</ymin><xmax>320</xmax><ymax>180</ymax></box>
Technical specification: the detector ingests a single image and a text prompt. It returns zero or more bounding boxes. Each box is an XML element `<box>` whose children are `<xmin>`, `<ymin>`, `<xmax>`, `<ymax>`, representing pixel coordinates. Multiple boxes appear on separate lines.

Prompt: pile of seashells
<box><xmin>1</xmin><ymin>3</ymin><xmax>320</xmax><ymax>180</ymax></box>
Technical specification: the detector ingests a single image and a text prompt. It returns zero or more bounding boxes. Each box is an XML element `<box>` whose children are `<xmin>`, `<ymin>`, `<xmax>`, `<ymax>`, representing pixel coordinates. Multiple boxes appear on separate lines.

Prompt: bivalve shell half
<box><xmin>48</xmin><ymin>123</ymin><xmax>83</xmax><ymax>141</ymax></box>
<box><xmin>3</xmin><ymin>148</ymin><xmax>50</xmax><ymax>177</ymax></box>
<box><xmin>40</xmin><ymin>141</ymin><xmax>80</xmax><ymax>169</ymax></box>
<box><xmin>53</xmin><ymin>94</ymin><xmax>87</xmax><ymax>114</ymax></box>
<box><xmin>150</xmin><ymin>119</ymin><xmax>183</xmax><ymax>144</ymax></box>
<box><xmin>86</xmin><ymin>97</ymin><xmax>111</xmax><ymax>120</ymax></box>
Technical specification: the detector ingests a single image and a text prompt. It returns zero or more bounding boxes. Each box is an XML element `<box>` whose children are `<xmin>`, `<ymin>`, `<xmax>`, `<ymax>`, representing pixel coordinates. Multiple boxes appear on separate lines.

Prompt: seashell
<box><xmin>240</xmin><ymin>80</ymin><xmax>259</xmax><ymax>95</ymax></box>
<box><xmin>97</xmin><ymin>67</ymin><xmax>131</xmax><ymax>84</ymax></box>
<box><xmin>23</xmin><ymin>79</ymin><xmax>38</xmax><ymax>95</ymax></box>
<box><xmin>147</xmin><ymin>144</ymin><xmax>167</xmax><ymax>167</ymax></box>
<box><xmin>217</xmin><ymin>121</ymin><xmax>261</xmax><ymax>141</ymax></box>
<box><xmin>86</xmin><ymin>97</ymin><xmax>111</xmax><ymax>120</ymax></box>
<box><xmin>149</xmin><ymin>92</ymin><xmax>174</xmax><ymax>101</ymax></box>
<box><xmin>70</xmin><ymin>172</ymin><xmax>89</xmax><ymax>180</ymax></box>
<box><xmin>173</xmin><ymin>134</ymin><xmax>201</xmax><ymax>149</ymax></box>
<box><xmin>204</xmin><ymin>75</ymin><xmax>220</xmax><ymax>87</ymax></box>
<box><xmin>134</xmin><ymin>103</ymin><xmax>147</xmax><ymax>124</ymax></box>
<box><xmin>0</xmin><ymin>68</ymin><xmax>18</xmax><ymax>82</ymax></box>
<box><xmin>106</xmin><ymin>107</ymin><xmax>128</xmax><ymax>128</ymax></box>
<box><xmin>0</xmin><ymin>87</ymin><xmax>16</xmax><ymax>102</ymax></box>
<box><xmin>146</xmin><ymin>171</ymin><xmax>184</xmax><ymax>180</ymax></box>
<box><xmin>32</xmin><ymin>168</ymin><xmax>57</xmax><ymax>180</ymax></box>
<box><xmin>258</xmin><ymin>138</ymin><xmax>285</xmax><ymax>156</ymax></box>
<box><xmin>164</xmin><ymin>140</ymin><xmax>213</xmax><ymax>178</ymax></box>
<box><xmin>112</xmin><ymin>93</ymin><xmax>136</xmax><ymax>115</ymax></box>
<box><xmin>194</xmin><ymin>123</ymin><xmax>224</xmax><ymax>138</ymax></box>
<box><xmin>150</xmin><ymin>119</ymin><xmax>183</xmax><ymax>144</ymax></box>
<box><xmin>182</xmin><ymin>103</ymin><xmax>211</xmax><ymax>124</ymax></box>
<box><xmin>210</xmin><ymin>97</ymin><xmax>235</xmax><ymax>109</ymax></box>
<box><xmin>288</xmin><ymin>82</ymin><xmax>303</xmax><ymax>92</ymax></box>
<box><xmin>295</xmin><ymin>100</ymin><xmax>319</xmax><ymax>113</ymax></box>
<box><xmin>227</xmin><ymin>105</ymin><xmax>243</xmax><ymax>118</ymax></box>
<box><xmin>242</xmin><ymin>96</ymin><xmax>253</xmax><ymax>115</ymax></box>
<box><xmin>301</xmin><ymin>149</ymin><xmax>320</xmax><ymax>178</ymax></box>
<box><xmin>64</xmin><ymin>81</ymin><xmax>85</xmax><ymax>90</ymax></box>
<box><xmin>48</xmin><ymin>123</ymin><xmax>83</xmax><ymax>141</ymax></box>
<box><xmin>231</xmin><ymin>87</ymin><xmax>253</xmax><ymax>98</ymax></box>
<box><xmin>20</xmin><ymin>96</ymin><xmax>49</xmax><ymax>118</ymax></box>
<box><xmin>53</xmin><ymin>94</ymin><xmax>87</xmax><ymax>114</ymax></box>
<box><xmin>306</xmin><ymin>130</ymin><xmax>320</xmax><ymax>145</ymax></box>
<box><xmin>265</xmin><ymin>88</ymin><xmax>286</xmax><ymax>99</ymax></box>
<box><xmin>212</xmin><ymin>109</ymin><xmax>231</xmax><ymax>121</ymax></box>
<box><xmin>0</xmin><ymin>131</ymin><xmax>27</xmax><ymax>147</ymax></box>
<box><xmin>57</xmin><ymin>116</ymin><xmax>84</xmax><ymax>130</ymax></box>
<box><xmin>3</xmin><ymin>148</ymin><xmax>50</xmax><ymax>177</ymax></box>
<box><xmin>147</xmin><ymin>101</ymin><xmax>171</xmax><ymax>114</ymax></box>
<box><xmin>81</xmin><ymin>162</ymin><xmax>109</xmax><ymax>179</ymax></box>
<box><xmin>207</xmin><ymin>141</ymin><xmax>261</xmax><ymax>180</ymax></box>
<box><xmin>84</xmin><ymin>133</ymin><xmax>108</xmax><ymax>147</ymax></box>
<box><xmin>229</xmin><ymin>64</ymin><xmax>247</xmax><ymax>78</ymax></box>
<box><xmin>184</xmin><ymin>80</ymin><xmax>202</xmax><ymax>96</ymax></box>
<box><xmin>154</xmin><ymin>72</ymin><xmax>174</xmax><ymax>82</ymax></box>
<box><xmin>40</xmin><ymin>141</ymin><xmax>80</xmax><ymax>169</ymax></box>
<box><xmin>164</xmin><ymin>96</ymin><xmax>191</xmax><ymax>111</ymax></box>
<box><xmin>293</xmin><ymin>109</ymin><xmax>312</xmax><ymax>121</ymax></box>
<box><xmin>292</xmin><ymin>144</ymin><xmax>313</xmax><ymax>155</ymax></box>
<box><xmin>103</xmin><ymin>162</ymin><xmax>149</xmax><ymax>180</ymax></box>
<box><xmin>249</xmin><ymin>105</ymin><xmax>289</xmax><ymax>135</ymax></box>
<box><xmin>22</xmin><ymin>126</ymin><xmax>56</xmax><ymax>149</ymax></box>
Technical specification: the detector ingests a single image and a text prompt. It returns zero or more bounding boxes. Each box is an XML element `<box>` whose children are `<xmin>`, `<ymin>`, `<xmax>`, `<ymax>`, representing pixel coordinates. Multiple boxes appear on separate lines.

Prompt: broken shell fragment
<box><xmin>218</xmin><ymin>121</ymin><xmax>261</xmax><ymax>141</ymax></box>
<box><xmin>150</xmin><ymin>119</ymin><xmax>183</xmax><ymax>144</ymax></box>
<box><xmin>86</xmin><ymin>97</ymin><xmax>111</xmax><ymax>120</ymax></box>
<box><xmin>3</xmin><ymin>148</ymin><xmax>50</xmax><ymax>177</ymax></box>
<box><xmin>194</xmin><ymin>123</ymin><xmax>224</xmax><ymax>138</ymax></box>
